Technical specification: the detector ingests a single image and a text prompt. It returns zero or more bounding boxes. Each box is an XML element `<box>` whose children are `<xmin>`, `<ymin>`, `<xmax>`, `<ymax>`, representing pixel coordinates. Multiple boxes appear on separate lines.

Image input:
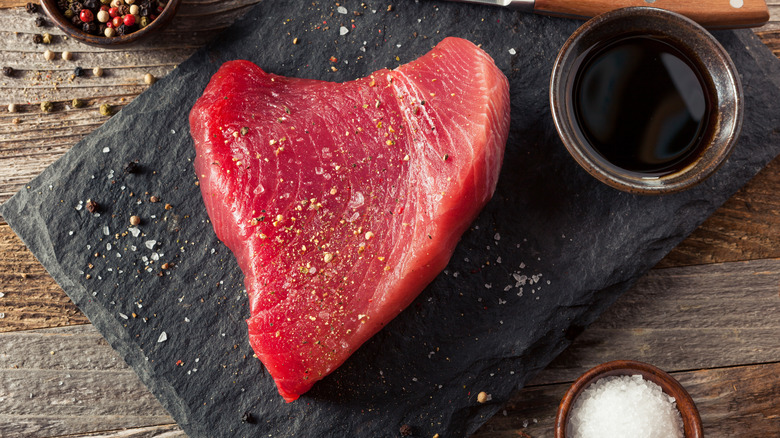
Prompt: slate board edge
<box><xmin>1</xmin><ymin>6</ymin><xmax>779</xmax><ymax>438</ymax></box>
<box><xmin>0</xmin><ymin>81</ymin><xmax>201</xmax><ymax>429</ymax></box>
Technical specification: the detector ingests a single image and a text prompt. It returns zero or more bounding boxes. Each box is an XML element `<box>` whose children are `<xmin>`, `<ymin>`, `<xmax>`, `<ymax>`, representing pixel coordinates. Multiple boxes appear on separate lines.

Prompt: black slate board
<box><xmin>3</xmin><ymin>1</ymin><xmax>780</xmax><ymax>437</ymax></box>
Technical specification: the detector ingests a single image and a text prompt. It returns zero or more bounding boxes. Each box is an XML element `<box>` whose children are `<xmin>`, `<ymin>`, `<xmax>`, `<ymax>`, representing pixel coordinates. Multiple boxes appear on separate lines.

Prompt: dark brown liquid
<box><xmin>573</xmin><ymin>35</ymin><xmax>711</xmax><ymax>175</ymax></box>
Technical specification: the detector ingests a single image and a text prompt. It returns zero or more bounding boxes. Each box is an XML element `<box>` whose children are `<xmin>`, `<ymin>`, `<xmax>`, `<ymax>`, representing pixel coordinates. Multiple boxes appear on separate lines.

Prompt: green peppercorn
<box><xmin>72</xmin><ymin>98</ymin><xmax>85</xmax><ymax>108</ymax></box>
<box><xmin>64</xmin><ymin>9</ymin><xmax>74</xmax><ymax>19</ymax></box>
<box><xmin>99</xmin><ymin>103</ymin><xmax>112</xmax><ymax>116</ymax></box>
<box><xmin>139</xmin><ymin>16</ymin><xmax>150</xmax><ymax>28</ymax></box>
<box><xmin>42</xmin><ymin>33</ymin><xmax>53</xmax><ymax>44</ymax></box>
<box><xmin>41</xmin><ymin>101</ymin><xmax>53</xmax><ymax>113</ymax></box>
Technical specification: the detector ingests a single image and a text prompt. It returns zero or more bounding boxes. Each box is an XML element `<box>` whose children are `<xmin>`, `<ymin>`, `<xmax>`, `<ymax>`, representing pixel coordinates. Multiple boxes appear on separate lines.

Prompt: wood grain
<box><xmin>659</xmin><ymin>155</ymin><xmax>780</xmax><ymax>267</ymax></box>
<box><xmin>1</xmin><ymin>258</ymin><xmax>777</xmax><ymax>437</ymax></box>
<box><xmin>474</xmin><ymin>362</ymin><xmax>780</xmax><ymax>438</ymax></box>
<box><xmin>534</xmin><ymin>0</ymin><xmax>770</xmax><ymax>28</ymax></box>
<box><xmin>0</xmin><ymin>1</ymin><xmax>778</xmax><ymax>437</ymax></box>
<box><xmin>0</xmin><ymin>221</ymin><xmax>89</xmax><ymax>332</ymax></box>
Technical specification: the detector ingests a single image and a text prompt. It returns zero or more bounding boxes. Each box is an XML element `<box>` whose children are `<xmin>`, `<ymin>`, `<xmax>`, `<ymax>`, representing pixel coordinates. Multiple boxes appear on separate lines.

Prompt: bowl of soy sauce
<box><xmin>550</xmin><ymin>7</ymin><xmax>743</xmax><ymax>195</ymax></box>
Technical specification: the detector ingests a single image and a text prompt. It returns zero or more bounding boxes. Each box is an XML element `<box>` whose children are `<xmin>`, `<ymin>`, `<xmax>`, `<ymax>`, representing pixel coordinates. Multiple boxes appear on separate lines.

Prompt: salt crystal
<box><xmin>102</xmin><ymin>147</ymin><xmax>110</xmax><ymax>153</ymax></box>
<box><xmin>0</xmin><ymin>293</ymin><xmax>4</xmax><ymax>298</ymax></box>
<box><xmin>509</xmin><ymin>48</ymin><xmax>517</xmax><ymax>55</ymax></box>
<box><xmin>337</xmin><ymin>5</ymin><xmax>347</xmax><ymax>13</ymax></box>
<box><xmin>119</xmin><ymin>313</ymin><xmax>128</xmax><ymax>320</ymax></box>
<box><xmin>102</xmin><ymin>225</ymin><xmax>110</xmax><ymax>236</ymax></box>
<box><xmin>339</xmin><ymin>26</ymin><xmax>349</xmax><ymax>36</ymax></box>
<box><xmin>129</xmin><ymin>227</ymin><xmax>141</xmax><ymax>237</ymax></box>
<box><xmin>494</xmin><ymin>233</ymin><xmax>501</xmax><ymax>241</ymax></box>
<box><xmin>568</xmin><ymin>374</ymin><xmax>684</xmax><ymax>438</ymax></box>
<box><xmin>157</xmin><ymin>332</ymin><xmax>168</xmax><ymax>343</ymax></box>
<box><xmin>145</xmin><ymin>240</ymin><xmax>157</xmax><ymax>250</ymax></box>
<box><xmin>106</xmin><ymin>243</ymin><xmax>112</xmax><ymax>251</ymax></box>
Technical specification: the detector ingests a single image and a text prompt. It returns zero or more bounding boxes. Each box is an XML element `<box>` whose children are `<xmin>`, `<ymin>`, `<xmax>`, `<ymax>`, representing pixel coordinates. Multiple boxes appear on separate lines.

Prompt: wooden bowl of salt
<box><xmin>555</xmin><ymin>360</ymin><xmax>703</xmax><ymax>438</ymax></box>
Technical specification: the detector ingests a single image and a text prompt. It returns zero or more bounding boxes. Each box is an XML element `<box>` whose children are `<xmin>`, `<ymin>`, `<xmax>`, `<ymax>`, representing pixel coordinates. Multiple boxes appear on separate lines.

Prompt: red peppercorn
<box><xmin>108</xmin><ymin>7</ymin><xmax>118</xmax><ymax>18</ymax></box>
<box><xmin>79</xmin><ymin>9</ymin><xmax>94</xmax><ymax>23</ymax></box>
<box><xmin>112</xmin><ymin>16</ymin><xmax>122</xmax><ymax>27</ymax></box>
<box><xmin>106</xmin><ymin>20</ymin><xmax>114</xmax><ymax>28</ymax></box>
<box><xmin>123</xmin><ymin>14</ymin><xmax>135</xmax><ymax>26</ymax></box>
<box><xmin>100</xmin><ymin>5</ymin><xmax>109</xmax><ymax>11</ymax></box>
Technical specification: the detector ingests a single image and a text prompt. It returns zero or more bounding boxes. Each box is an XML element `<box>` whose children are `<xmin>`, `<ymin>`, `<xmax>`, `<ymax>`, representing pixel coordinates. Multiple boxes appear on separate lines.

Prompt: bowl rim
<box><xmin>554</xmin><ymin>359</ymin><xmax>703</xmax><ymax>438</ymax></box>
<box><xmin>549</xmin><ymin>6</ymin><xmax>743</xmax><ymax>195</ymax></box>
<box><xmin>40</xmin><ymin>0</ymin><xmax>182</xmax><ymax>47</ymax></box>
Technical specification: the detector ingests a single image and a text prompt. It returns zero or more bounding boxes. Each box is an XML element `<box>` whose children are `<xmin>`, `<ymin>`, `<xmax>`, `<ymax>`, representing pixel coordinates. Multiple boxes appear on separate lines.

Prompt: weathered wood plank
<box><xmin>474</xmin><ymin>362</ymin><xmax>780</xmax><ymax>437</ymax></box>
<box><xmin>660</xmin><ymin>156</ymin><xmax>780</xmax><ymax>268</ymax></box>
<box><xmin>0</xmin><ymin>221</ymin><xmax>89</xmax><ymax>332</ymax></box>
<box><xmin>0</xmin><ymin>327</ymin><xmax>173</xmax><ymax>438</ymax></box>
<box><xmin>533</xmin><ymin>258</ymin><xmax>780</xmax><ymax>385</ymax></box>
<box><xmin>0</xmin><ymin>368</ymin><xmax>174</xmax><ymax>437</ymax></box>
<box><xmin>1</xmin><ymin>258</ymin><xmax>777</xmax><ymax>437</ymax></box>
<box><xmin>62</xmin><ymin>425</ymin><xmax>184</xmax><ymax>438</ymax></box>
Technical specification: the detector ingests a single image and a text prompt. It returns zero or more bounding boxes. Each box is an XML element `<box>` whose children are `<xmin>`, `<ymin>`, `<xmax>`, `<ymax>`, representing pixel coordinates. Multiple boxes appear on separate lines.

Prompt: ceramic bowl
<box><xmin>550</xmin><ymin>7</ymin><xmax>743</xmax><ymax>195</ymax></box>
<box><xmin>40</xmin><ymin>0</ymin><xmax>182</xmax><ymax>48</ymax></box>
<box><xmin>555</xmin><ymin>360</ymin><xmax>703</xmax><ymax>438</ymax></box>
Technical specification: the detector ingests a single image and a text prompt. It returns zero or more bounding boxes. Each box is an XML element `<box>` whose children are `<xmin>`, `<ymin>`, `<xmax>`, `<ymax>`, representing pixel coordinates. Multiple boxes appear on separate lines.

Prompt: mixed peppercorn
<box><xmin>56</xmin><ymin>0</ymin><xmax>169</xmax><ymax>37</ymax></box>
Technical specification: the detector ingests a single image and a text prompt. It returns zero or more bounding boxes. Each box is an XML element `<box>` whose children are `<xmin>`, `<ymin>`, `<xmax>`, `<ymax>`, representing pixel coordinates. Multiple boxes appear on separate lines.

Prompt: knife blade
<box><xmin>445</xmin><ymin>0</ymin><xmax>769</xmax><ymax>28</ymax></box>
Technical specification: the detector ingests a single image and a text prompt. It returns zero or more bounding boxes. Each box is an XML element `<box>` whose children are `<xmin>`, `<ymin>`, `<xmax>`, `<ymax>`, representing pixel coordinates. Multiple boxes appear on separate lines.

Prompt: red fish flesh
<box><xmin>189</xmin><ymin>37</ymin><xmax>510</xmax><ymax>402</ymax></box>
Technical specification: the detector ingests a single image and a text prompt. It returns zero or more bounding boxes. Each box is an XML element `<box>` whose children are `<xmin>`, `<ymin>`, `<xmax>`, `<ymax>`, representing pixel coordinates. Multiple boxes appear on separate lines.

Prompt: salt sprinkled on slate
<box><xmin>157</xmin><ymin>332</ymin><xmax>168</xmax><ymax>343</ymax></box>
<box><xmin>568</xmin><ymin>375</ymin><xmax>683</xmax><ymax>438</ymax></box>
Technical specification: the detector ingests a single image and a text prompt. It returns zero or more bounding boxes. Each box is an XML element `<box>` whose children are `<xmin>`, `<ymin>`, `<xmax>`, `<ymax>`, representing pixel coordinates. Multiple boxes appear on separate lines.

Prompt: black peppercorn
<box><xmin>399</xmin><ymin>424</ymin><xmax>413</xmax><ymax>436</ymax></box>
<box><xmin>74</xmin><ymin>66</ymin><xmax>84</xmax><ymax>77</ymax></box>
<box><xmin>82</xmin><ymin>22</ymin><xmax>98</xmax><ymax>34</ymax></box>
<box><xmin>2</xmin><ymin>66</ymin><xmax>13</xmax><ymax>77</ymax></box>
<box><xmin>116</xmin><ymin>24</ymin><xmax>127</xmax><ymax>35</ymax></box>
<box><xmin>124</xmin><ymin>161</ymin><xmax>140</xmax><ymax>174</ymax></box>
<box><xmin>117</xmin><ymin>4</ymin><xmax>129</xmax><ymax>15</ymax></box>
<box><xmin>32</xmin><ymin>34</ymin><xmax>43</xmax><ymax>44</ymax></box>
<box><xmin>83</xmin><ymin>0</ymin><xmax>98</xmax><ymax>9</ymax></box>
<box><xmin>34</xmin><ymin>16</ymin><xmax>46</xmax><ymax>27</ymax></box>
<box><xmin>241</xmin><ymin>412</ymin><xmax>255</xmax><ymax>424</ymax></box>
<box><xmin>70</xmin><ymin>2</ymin><xmax>83</xmax><ymax>13</ymax></box>
<box><xmin>25</xmin><ymin>2</ymin><xmax>38</xmax><ymax>14</ymax></box>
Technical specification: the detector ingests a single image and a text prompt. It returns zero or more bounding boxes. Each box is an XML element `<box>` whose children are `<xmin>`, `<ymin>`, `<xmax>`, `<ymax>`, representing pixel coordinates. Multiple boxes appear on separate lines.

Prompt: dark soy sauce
<box><xmin>572</xmin><ymin>35</ymin><xmax>711</xmax><ymax>175</ymax></box>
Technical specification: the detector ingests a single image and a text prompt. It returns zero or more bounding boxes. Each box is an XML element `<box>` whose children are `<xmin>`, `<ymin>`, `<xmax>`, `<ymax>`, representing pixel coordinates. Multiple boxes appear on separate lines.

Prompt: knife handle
<box><xmin>532</xmin><ymin>0</ymin><xmax>769</xmax><ymax>28</ymax></box>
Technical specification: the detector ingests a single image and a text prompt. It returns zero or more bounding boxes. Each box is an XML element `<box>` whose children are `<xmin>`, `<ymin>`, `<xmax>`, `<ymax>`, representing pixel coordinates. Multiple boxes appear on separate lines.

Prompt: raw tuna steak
<box><xmin>189</xmin><ymin>37</ymin><xmax>510</xmax><ymax>402</ymax></box>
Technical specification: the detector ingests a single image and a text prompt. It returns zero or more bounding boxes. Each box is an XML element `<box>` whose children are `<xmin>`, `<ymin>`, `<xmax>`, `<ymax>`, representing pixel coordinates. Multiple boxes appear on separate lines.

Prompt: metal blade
<box><xmin>443</xmin><ymin>0</ymin><xmax>535</xmax><ymax>12</ymax></box>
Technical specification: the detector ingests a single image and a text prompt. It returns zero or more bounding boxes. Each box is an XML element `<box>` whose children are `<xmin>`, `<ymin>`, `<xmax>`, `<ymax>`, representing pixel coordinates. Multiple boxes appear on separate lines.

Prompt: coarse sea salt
<box><xmin>567</xmin><ymin>374</ymin><xmax>684</xmax><ymax>438</ymax></box>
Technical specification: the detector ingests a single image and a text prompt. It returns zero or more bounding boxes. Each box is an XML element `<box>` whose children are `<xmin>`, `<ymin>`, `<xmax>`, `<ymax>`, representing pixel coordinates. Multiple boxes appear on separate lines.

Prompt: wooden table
<box><xmin>1</xmin><ymin>1</ymin><xmax>778</xmax><ymax>437</ymax></box>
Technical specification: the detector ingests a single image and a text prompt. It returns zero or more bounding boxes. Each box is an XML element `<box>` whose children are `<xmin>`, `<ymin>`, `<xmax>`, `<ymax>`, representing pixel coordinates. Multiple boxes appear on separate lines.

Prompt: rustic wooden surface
<box><xmin>0</xmin><ymin>1</ymin><xmax>778</xmax><ymax>437</ymax></box>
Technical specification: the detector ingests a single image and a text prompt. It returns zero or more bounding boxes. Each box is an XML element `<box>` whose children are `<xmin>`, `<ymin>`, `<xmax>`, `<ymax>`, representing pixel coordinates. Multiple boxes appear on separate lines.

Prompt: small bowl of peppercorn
<box><xmin>40</xmin><ymin>0</ymin><xmax>182</xmax><ymax>47</ymax></box>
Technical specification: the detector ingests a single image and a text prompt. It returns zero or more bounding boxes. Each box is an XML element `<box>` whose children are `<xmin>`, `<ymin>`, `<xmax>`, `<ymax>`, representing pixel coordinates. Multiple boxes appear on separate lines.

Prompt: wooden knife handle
<box><xmin>533</xmin><ymin>0</ymin><xmax>769</xmax><ymax>28</ymax></box>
